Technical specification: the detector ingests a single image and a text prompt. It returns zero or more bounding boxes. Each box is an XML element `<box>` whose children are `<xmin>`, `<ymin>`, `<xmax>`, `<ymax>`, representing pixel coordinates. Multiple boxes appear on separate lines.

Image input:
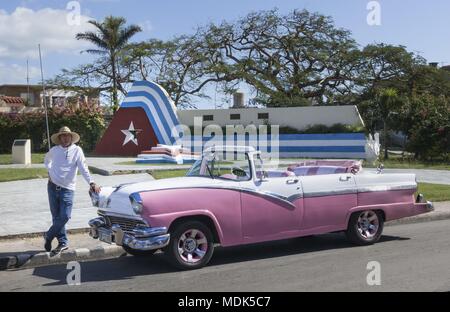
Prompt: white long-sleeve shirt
<box><xmin>44</xmin><ymin>144</ymin><xmax>94</xmax><ymax>191</ymax></box>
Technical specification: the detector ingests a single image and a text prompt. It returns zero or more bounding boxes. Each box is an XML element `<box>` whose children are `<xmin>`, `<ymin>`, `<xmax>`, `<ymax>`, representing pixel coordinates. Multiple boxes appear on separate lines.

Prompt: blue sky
<box><xmin>1</xmin><ymin>0</ymin><xmax>450</xmax><ymax>107</ymax></box>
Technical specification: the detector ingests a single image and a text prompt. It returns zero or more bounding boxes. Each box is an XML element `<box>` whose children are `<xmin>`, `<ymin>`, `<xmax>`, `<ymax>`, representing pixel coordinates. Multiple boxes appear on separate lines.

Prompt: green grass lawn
<box><xmin>0</xmin><ymin>168</ymin><xmax>48</xmax><ymax>182</ymax></box>
<box><xmin>0</xmin><ymin>153</ymin><xmax>46</xmax><ymax>165</ymax></box>
<box><xmin>150</xmin><ymin>169</ymin><xmax>189</xmax><ymax>179</ymax></box>
<box><xmin>417</xmin><ymin>183</ymin><xmax>450</xmax><ymax>202</ymax></box>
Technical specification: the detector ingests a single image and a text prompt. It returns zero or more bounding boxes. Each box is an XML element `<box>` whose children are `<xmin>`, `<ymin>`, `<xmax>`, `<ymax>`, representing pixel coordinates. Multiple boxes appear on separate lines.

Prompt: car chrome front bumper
<box><xmin>88</xmin><ymin>216</ymin><xmax>170</xmax><ymax>251</ymax></box>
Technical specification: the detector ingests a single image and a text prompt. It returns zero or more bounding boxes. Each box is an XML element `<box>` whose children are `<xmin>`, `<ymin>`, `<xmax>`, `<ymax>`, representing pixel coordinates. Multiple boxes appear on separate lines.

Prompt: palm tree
<box><xmin>76</xmin><ymin>16</ymin><xmax>142</xmax><ymax>112</ymax></box>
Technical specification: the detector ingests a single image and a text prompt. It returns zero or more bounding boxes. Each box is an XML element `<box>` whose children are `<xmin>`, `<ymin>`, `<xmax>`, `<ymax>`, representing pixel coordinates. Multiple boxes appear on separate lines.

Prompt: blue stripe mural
<box><xmin>119</xmin><ymin>80</ymin><xmax>370</xmax><ymax>159</ymax></box>
<box><xmin>122</xmin><ymin>81</ymin><xmax>180</xmax><ymax>145</ymax></box>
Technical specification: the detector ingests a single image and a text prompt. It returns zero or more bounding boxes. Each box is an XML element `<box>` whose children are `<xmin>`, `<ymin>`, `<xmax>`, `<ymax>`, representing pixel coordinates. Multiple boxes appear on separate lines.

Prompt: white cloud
<box><xmin>0</xmin><ymin>62</ymin><xmax>40</xmax><ymax>84</ymax></box>
<box><xmin>0</xmin><ymin>7</ymin><xmax>95</xmax><ymax>59</ymax></box>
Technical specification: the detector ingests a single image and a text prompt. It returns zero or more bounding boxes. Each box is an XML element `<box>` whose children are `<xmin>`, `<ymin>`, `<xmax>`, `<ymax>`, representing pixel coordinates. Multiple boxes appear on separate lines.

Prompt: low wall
<box><xmin>180</xmin><ymin>133</ymin><xmax>367</xmax><ymax>159</ymax></box>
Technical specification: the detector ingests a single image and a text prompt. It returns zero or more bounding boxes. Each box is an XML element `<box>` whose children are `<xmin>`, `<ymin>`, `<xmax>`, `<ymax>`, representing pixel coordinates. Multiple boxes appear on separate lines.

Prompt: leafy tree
<box><xmin>402</xmin><ymin>94</ymin><xmax>449</xmax><ymax>160</ymax></box>
<box><xmin>201</xmin><ymin>9</ymin><xmax>361</xmax><ymax>106</ymax></box>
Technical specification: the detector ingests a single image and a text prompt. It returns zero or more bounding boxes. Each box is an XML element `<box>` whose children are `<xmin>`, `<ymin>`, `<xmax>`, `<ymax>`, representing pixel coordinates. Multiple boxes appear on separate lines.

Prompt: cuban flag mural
<box><xmin>94</xmin><ymin>81</ymin><xmax>180</xmax><ymax>156</ymax></box>
<box><xmin>94</xmin><ymin>80</ymin><xmax>378</xmax><ymax>160</ymax></box>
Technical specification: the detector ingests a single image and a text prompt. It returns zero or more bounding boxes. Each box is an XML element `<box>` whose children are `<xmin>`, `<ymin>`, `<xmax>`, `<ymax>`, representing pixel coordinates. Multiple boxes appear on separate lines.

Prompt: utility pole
<box><xmin>26</xmin><ymin>59</ymin><xmax>30</xmax><ymax>106</ymax></box>
<box><xmin>39</xmin><ymin>44</ymin><xmax>51</xmax><ymax>151</ymax></box>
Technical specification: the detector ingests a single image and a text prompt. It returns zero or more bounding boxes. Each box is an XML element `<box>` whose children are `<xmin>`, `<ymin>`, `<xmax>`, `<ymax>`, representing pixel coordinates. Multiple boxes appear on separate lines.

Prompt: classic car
<box><xmin>88</xmin><ymin>146</ymin><xmax>434</xmax><ymax>270</ymax></box>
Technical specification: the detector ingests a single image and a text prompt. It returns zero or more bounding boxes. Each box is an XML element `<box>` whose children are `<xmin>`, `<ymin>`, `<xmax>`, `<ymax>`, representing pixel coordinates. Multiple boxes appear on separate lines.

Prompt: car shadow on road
<box><xmin>0</xmin><ymin>250</ymin><xmax>42</xmax><ymax>258</ymax></box>
<box><xmin>32</xmin><ymin>233</ymin><xmax>409</xmax><ymax>287</ymax></box>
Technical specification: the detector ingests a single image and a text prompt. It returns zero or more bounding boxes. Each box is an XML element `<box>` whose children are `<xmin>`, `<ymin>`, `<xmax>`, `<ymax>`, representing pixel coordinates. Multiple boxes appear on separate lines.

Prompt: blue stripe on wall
<box><xmin>277</xmin><ymin>146</ymin><xmax>365</xmax><ymax>153</ymax></box>
<box><xmin>126</xmin><ymin>91</ymin><xmax>176</xmax><ymax>141</ymax></box>
<box><xmin>183</xmin><ymin>133</ymin><xmax>365</xmax><ymax>140</ymax></box>
<box><xmin>133</xmin><ymin>80</ymin><xmax>180</xmax><ymax>128</ymax></box>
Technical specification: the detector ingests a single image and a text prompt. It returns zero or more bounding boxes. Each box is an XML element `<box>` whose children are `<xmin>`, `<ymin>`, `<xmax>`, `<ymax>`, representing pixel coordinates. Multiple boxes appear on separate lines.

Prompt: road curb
<box><xmin>0</xmin><ymin>245</ymin><xmax>126</xmax><ymax>271</ymax></box>
<box><xmin>88</xmin><ymin>166</ymin><xmax>112</xmax><ymax>176</ymax></box>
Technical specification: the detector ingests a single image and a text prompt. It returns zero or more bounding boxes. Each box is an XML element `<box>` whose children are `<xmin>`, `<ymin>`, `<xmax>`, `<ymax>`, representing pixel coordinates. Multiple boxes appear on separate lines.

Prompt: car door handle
<box><xmin>286</xmin><ymin>179</ymin><xmax>299</xmax><ymax>184</ymax></box>
<box><xmin>339</xmin><ymin>176</ymin><xmax>352</xmax><ymax>182</ymax></box>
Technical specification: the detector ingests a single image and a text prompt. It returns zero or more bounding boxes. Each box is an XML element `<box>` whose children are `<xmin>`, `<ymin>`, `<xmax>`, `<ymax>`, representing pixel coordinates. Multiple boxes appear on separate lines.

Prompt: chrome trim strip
<box><xmin>303</xmin><ymin>188</ymin><xmax>356</xmax><ymax>198</ymax></box>
<box><xmin>287</xmin><ymin>193</ymin><xmax>303</xmax><ymax>202</ymax></box>
<box><xmin>357</xmin><ymin>184</ymin><xmax>417</xmax><ymax>193</ymax></box>
<box><xmin>239</xmin><ymin>188</ymin><xmax>297</xmax><ymax>208</ymax></box>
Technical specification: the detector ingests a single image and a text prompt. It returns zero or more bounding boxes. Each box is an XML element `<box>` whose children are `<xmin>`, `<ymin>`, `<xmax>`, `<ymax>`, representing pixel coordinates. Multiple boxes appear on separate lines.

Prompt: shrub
<box><xmin>0</xmin><ymin>105</ymin><xmax>106</xmax><ymax>154</ymax></box>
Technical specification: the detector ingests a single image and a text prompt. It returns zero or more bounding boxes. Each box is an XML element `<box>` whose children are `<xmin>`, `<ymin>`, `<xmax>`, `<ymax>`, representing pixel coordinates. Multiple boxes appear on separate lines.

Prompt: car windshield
<box><xmin>186</xmin><ymin>150</ymin><xmax>252</xmax><ymax>181</ymax></box>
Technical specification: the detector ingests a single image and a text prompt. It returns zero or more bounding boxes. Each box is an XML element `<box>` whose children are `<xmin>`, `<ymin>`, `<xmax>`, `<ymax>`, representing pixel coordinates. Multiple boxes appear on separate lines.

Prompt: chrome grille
<box><xmin>102</xmin><ymin>215</ymin><xmax>146</xmax><ymax>233</ymax></box>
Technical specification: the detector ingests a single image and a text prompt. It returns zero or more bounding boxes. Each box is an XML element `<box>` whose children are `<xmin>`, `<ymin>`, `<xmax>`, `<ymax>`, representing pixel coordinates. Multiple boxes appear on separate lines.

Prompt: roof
<box><xmin>0</xmin><ymin>84</ymin><xmax>42</xmax><ymax>89</ymax></box>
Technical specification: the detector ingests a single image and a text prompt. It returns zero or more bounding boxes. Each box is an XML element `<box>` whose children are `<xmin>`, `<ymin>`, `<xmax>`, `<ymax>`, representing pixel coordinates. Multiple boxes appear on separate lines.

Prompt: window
<box><xmin>258</xmin><ymin>113</ymin><xmax>269</xmax><ymax>120</ymax></box>
<box><xmin>203</xmin><ymin>115</ymin><xmax>214</xmax><ymax>121</ymax></box>
<box><xmin>230</xmin><ymin>113</ymin><xmax>240</xmax><ymax>120</ymax></box>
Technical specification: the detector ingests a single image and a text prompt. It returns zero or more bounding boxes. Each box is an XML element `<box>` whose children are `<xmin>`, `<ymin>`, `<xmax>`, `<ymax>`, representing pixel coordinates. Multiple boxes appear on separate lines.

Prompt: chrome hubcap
<box><xmin>357</xmin><ymin>210</ymin><xmax>379</xmax><ymax>239</ymax></box>
<box><xmin>178</xmin><ymin>229</ymin><xmax>208</xmax><ymax>263</ymax></box>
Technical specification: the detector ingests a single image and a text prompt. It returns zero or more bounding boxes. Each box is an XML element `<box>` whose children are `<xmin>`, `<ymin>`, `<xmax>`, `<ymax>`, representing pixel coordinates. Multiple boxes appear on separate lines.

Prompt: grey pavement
<box><xmin>0</xmin><ymin>219</ymin><xmax>449</xmax><ymax>291</ymax></box>
<box><xmin>0</xmin><ymin>173</ymin><xmax>152</xmax><ymax>237</ymax></box>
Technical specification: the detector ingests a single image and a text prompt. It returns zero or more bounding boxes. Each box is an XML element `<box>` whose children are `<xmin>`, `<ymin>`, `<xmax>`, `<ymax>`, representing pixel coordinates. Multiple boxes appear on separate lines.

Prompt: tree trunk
<box><xmin>111</xmin><ymin>54</ymin><xmax>118</xmax><ymax>113</ymax></box>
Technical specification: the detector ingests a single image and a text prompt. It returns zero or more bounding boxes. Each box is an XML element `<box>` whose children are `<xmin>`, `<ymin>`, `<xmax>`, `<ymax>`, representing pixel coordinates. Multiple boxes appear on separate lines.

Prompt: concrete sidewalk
<box><xmin>0</xmin><ymin>173</ymin><xmax>152</xmax><ymax>237</ymax></box>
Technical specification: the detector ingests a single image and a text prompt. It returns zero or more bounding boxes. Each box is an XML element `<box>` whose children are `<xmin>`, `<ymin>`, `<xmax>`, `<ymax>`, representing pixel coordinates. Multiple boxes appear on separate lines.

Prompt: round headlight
<box><xmin>130</xmin><ymin>193</ymin><xmax>143</xmax><ymax>215</ymax></box>
<box><xmin>132</xmin><ymin>200</ymin><xmax>143</xmax><ymax>214</ymax></box>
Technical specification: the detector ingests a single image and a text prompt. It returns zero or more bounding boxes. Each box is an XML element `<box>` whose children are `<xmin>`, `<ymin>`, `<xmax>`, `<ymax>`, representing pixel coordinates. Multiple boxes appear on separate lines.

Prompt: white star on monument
<box><xmin>121</xmin><ymin>121</ymin><xmax>140</xmax><ymax>146</ymax></box>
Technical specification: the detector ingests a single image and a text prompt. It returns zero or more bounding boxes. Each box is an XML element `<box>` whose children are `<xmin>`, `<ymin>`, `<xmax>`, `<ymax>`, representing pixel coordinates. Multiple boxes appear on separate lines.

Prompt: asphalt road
<box><xmin>0</xmin><ymin>219</ymin><xmax>449</xmax><ymax>292</ymax></box>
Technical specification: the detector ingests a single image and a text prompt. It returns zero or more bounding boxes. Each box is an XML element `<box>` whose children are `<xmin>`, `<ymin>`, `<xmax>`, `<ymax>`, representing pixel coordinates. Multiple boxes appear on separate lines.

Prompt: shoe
<box><xmin>51</xmin><ymin>243</ymin><xmax>69</xmax><ymax>255</ymax></box>
<box><xmin>43</xmin><ymin>233</ymin><xmax>52</xmax><ymax>252</ymax></box>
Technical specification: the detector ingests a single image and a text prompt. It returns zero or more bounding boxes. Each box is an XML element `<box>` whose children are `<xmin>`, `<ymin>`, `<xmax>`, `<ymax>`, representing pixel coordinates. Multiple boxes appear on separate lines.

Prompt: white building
<box><xmin>178</xmin><ymin>105</ymin><xmax>364</xmax><ymax>130</ymax></box>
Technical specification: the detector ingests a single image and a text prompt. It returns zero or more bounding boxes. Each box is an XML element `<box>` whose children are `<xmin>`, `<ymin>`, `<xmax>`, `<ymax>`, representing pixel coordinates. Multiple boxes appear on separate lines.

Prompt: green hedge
<box><xmin>0</xmin><ymin>106</ymin><xmax>106</xmax><ymax>154</ymax></box>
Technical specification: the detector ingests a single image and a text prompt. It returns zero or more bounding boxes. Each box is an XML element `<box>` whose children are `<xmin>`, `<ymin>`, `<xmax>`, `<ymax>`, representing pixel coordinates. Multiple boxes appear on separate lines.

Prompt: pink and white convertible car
<box><xmin>88</xmin><ymin>146</ymin><xmax>433</xmax><ymax>270</ymax></box>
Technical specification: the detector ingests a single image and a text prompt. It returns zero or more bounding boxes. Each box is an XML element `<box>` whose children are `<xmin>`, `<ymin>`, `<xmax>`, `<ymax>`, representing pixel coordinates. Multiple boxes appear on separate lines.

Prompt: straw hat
<box><xmin>51</xmin><ymin>126</ymin><xmax>80</xmax><ymax>145</ymax></box>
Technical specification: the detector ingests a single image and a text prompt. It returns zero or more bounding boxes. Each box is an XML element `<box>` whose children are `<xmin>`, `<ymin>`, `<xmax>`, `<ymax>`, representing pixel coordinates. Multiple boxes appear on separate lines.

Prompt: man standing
<box><xmin>44</xmin><ymin>126</ymin><xmax>101</xmax><ymax>254</ymax></box>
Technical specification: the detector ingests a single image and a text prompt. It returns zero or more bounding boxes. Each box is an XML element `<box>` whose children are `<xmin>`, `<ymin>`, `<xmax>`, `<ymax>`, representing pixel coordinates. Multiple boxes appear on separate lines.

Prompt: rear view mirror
<box><xmin>232</xmin><ymin>167</ymin><xmax>247</xmax><ymax>177</ymax></box>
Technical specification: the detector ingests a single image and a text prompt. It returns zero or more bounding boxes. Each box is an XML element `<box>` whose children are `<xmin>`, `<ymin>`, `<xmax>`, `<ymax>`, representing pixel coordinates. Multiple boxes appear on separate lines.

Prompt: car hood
<box><xmin>97</xmin><ymin>176</ymin><xmax>214</xmax><ymax>217</ymax></box>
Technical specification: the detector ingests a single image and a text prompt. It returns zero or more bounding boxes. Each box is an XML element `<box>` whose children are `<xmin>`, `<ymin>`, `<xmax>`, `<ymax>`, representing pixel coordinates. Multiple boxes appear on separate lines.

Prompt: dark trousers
<box><xmin>46</xmin><ymin>181</ymin><xmax>74</xmax><ymax>245</ymax></box>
